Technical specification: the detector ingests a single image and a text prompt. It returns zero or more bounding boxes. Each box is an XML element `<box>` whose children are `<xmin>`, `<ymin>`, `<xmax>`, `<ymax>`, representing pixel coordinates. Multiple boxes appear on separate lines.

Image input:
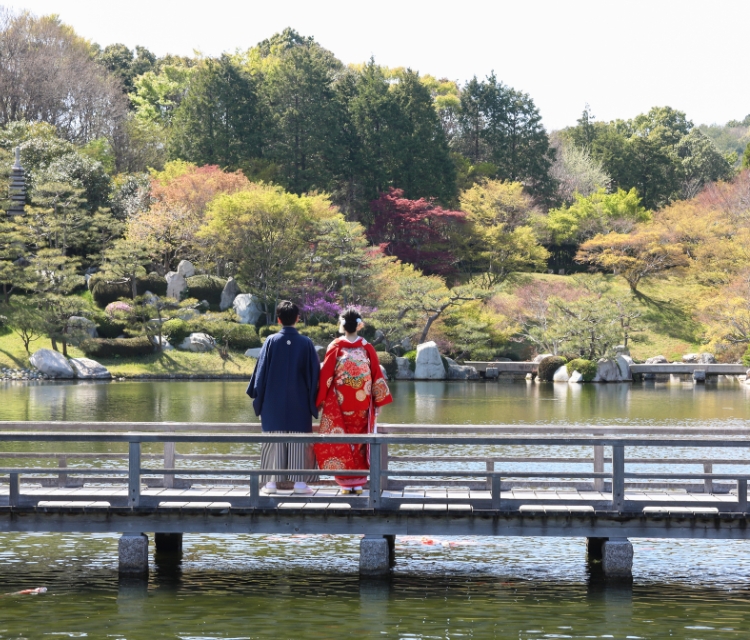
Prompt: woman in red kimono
<box><xmin>314</xmin><ymin>308</ymin><xmax>393</xmax><ymax>494</ymax></box>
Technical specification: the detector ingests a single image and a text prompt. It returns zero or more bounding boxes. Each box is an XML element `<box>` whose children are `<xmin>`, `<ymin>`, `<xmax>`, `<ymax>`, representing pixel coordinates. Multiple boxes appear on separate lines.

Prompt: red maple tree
<box><xmin>367</xmin><ymin>188</ymin><xmax>465</xmax><ymax>277</ymax></box>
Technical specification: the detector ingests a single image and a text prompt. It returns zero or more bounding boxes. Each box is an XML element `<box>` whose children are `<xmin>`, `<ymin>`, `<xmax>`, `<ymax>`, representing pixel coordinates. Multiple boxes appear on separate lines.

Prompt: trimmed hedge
<box><xmin>186</xmin><ymin>275</ymin><xmax>226</xmax><ymax>307</ymax></box>
<box><xmin>566</xmin><ymin>358</ymin><xmax>598</xmax><ymax>381</ymax></box>
<box><xmin>95</xmin><ymin>316</ymin><xmax>127</xmax><ymax>339</ymax></box>
<box><xmin>538</xmin><ymin>356</ymin><xmax>567</xmax><ymax>381</ymax></box>
<box><xmin>162</xmin><ymin>319</ymin><xmax>190</xmax><ymax>345</ymax></box>
<box><xmin>80</xmin><ymin>336</ymin><xmax>154</xmax><ymax>358</ymax></box>
<box><xmin>224</xmin><ymin>323</ymin><xmax>260</xmax><ymax>350</ymax></box>
<box><xmin>259</xmin><ymin>324</ymin><xmax>280</xmax><ymax>339</ymax></box>
<box><xmin>378</xmin><ymin>352</ymin><xmax>397</xmax><ymax>378</ymax></box>
<box><xmin>298</xmin><ymin>322</ymin><xmax>338</xmax><ymax>346</ymax></box>
<box><xmin>90</xmin><ymin>273</ymin><xmax>167</xmax><ymax>307</ymax></box>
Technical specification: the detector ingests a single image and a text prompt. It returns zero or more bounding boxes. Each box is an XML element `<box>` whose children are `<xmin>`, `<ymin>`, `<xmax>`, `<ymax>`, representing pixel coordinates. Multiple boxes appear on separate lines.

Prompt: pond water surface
<box><xmin>0</xmin><ymin>379</ymin><xmax>749</xmax><ymax>639</ymax></box>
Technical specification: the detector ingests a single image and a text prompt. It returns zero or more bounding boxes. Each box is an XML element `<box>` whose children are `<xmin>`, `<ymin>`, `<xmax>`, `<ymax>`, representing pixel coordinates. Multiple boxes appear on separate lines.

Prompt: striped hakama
<box><xmin>260</xmin><ymin>432</ymin><xmax>316</xmax><ymax>484</ymax></box>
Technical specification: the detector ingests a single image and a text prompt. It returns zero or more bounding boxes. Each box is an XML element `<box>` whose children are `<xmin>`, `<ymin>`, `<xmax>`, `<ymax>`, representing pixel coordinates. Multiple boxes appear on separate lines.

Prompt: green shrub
<box><xmin>186</xmin><ymin>275</ymin><xmax>226</xmax><ymax>307</ymax></box>
<box><xmin>91</xmin><ymin>277</ymin><xmax>132</xmax><ymax>307</ymax></box>
<box><xmin>225</xmin><ymin>324</ymin><xmax>260</xmax><ymax>350</ymax></box>
<box><xmin>80</xmin><ymin>336</ymin><xmax>154</xmax><ymax>358</ymax></box>
<box><xmin>378</xmin><ymin>352</ymin><xmax>397</xmax><ymax>378</ymax></box>
<box><xmin>259</xmin><ymin>324</ymin><xmax>280</xmax><ymax>339</ymax></box>
<box><xmin>136</xmin><ymin>272</ymin><xmax>167</xmax><ymax>297</ymax></box>
<box><xmin>95</xmin><ymin>316</ymin><xmax>127</xmax><ymax>339</ymax></box>
<box><xmin>298</xmin><ymin>322</ymin><xmax>338</xmax><ymax>346</ymax></box>
<box><xmin>538</xmin><ymin>355</ymin><xmax>567</xmax><ymax>381</ymax></box>
<box><xmin>566</xmin><ymin>358</ymin><xmax>598</xmax><ymax>381</ymax></box>
<box><xmin>743</xmin><ymin>345</ymin><xmax>750</xmax><ymax>368</ymax></box>
<box><xmin>162</xmin><ymin>318</ymin><xmax>190</xmax><ymax>345</ymax></box>
<box><xmin>403</xmin><ymin>350</ymin><xmax>417</xmax><ymax>371</ymax></box>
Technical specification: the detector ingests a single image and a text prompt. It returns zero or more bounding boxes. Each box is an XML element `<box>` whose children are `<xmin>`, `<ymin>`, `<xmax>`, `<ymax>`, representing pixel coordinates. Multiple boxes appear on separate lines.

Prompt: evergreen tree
<box><xmin>168</xmin><ymin>55</ymin><xmax>266</xmax><ymax>170</ymax></box>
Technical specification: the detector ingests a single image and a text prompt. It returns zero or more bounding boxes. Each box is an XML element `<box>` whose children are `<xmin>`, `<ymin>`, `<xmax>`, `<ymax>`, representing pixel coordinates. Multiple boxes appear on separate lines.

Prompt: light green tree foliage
<box><xmin>131</xmin><ymin>61</ymin><xmax>194</xmax><ymax>127</ymax></box>
<box><xmin>458</xmin><ymin>180</ymin><xmax>549</xmax><ymax>287</ymax></box>
<box><xmin>544</xmin><ymin>187</ymin><xmax>651</xmax><ymax>245</ymax></box>
<box><xmin>698</xmin><ymin>115</ymin><xmax>750</xmax><ymax>165</ymax></box>
<box><xmin>6</xmin><ymin>297</ymin><xmax>45</xmax><ymax>353</ymax></box>
<box><xmin>372</xmin><ymin>259</ymin><xmax>483</xmax><ymax>347</ymax></box>
<box><xmin>199</xmin><ymin>184</ymin><xmax>338</xmax><ymax>323</ymax></box>
<box><xmin>743</xmin><ymin>143</ymin><xmax>750</xmax><ymax>170</ymax></box>
<box><xmin>549</xmin><ymin>133</ymin><xmax>611</xmax><ymax>203</ymax></box>
<box><xmin>308</xmin><ymin>217</ymin><xmax>376</xmax><ymax>307</ymax></box>
<box><xmin>420</xmin><ymin>75</ymin><xmax>461</xmax><ymax>143</ymax></box>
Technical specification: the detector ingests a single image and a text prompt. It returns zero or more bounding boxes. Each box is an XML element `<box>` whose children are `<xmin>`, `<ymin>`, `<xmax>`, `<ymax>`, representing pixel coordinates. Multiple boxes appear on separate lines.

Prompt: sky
<box><xmin>7</xmin><ymin>0</ymin><xmax>749</xmax><ymax>131</ymax></box>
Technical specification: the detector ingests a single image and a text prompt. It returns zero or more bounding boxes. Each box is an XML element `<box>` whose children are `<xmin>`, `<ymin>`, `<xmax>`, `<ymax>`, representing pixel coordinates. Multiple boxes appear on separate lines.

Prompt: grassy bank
<box><xmin>522</xmin><ymin>273</ymin><xmax>707</xmax><ymax>361</ymax></box>
<box><xmin>0</xmin><ymin>332</ymin><xmax>256</xmax><ymax>378</ymax></box>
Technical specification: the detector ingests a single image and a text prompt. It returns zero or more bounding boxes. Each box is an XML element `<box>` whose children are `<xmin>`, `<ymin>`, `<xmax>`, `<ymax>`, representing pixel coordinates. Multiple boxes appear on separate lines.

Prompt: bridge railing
<box><xmin>1</xmin><ymin>426</ymin><xmax>750</xmax><ymax>513</ymax></box>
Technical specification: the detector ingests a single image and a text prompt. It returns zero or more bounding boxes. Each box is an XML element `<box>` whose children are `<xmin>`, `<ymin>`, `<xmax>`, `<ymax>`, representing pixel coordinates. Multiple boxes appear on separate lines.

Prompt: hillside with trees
<box><xmin>1</xmin><ymin>7</ymin><xmax>749</xmax><ymax>376</ymax></box>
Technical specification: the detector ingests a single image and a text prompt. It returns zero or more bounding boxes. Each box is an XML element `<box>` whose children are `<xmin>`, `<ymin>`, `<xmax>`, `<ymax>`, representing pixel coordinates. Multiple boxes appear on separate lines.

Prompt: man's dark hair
<box><xmin>276</xmin><ymin>300</ymin><xmax>299</xmax><ymax>326</ymax></box>
<box><xmin>341</xmin><ymin>307</ymin><xmax>361</xmax><ymax>334</ymax></box>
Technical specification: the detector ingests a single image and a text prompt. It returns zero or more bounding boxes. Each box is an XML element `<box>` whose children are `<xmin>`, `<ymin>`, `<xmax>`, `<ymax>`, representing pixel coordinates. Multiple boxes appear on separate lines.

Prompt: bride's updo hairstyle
<box><xmin>340</xmin><ymin>308</ymin><xmax>363</xmax><ymax>334</ymax></box>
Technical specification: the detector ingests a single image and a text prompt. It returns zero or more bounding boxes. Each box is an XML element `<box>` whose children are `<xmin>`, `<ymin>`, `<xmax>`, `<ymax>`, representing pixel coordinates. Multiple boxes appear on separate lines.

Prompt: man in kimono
<box><xmin>247</xmin><ymin>300</ymin><xmax>320</xmax><ymax>495</ymax></box>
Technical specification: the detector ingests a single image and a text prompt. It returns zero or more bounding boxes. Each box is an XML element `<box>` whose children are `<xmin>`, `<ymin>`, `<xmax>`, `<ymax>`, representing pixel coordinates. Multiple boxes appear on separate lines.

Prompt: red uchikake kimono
<box><xmin>313</xmin><ymin>336</ymin><xmax>393</xmax><ymax>488</ymax></box>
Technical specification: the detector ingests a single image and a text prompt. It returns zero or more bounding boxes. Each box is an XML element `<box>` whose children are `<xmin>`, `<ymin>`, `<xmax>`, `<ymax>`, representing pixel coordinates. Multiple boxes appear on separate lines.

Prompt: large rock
<box><xmin>380</xmin><ymin>365</ymin><xmax>389</xmax><ymax>380</ymax></box>
<box><xmin>245</xmin><ymin>347</ymin><xmax>262</xmax><ymax>358</ymax></box>
<box><xmin>682</xmin><ymin>352</ymin><xmax>716</xmax><ymax>364</ymax></box>
<box><xmin>166</xmin><ymin>271</ymin><xmax>187</xmax><ymax>300</ymax></box>
<box><xmin>533</xmin><ymin>353</ymin><xmax>553</xmax><ymax>364</ymax></box>
<box><xmin>401</xmin><ymin>337</ymin><xmax>412</xmax><ymax>352</ymax></box>
<box><xmin>233</xmin><ymin>294</ymin><xmax>264</xmax><ymax>325</ymax></box>
<box><xmin>447</xmin><ymin>364</ymin><xmax>480</xmax><ymax>380</ymax></box>
<box><xmin>67</xmin><ymin>316</ymin><xmax>98</xmax><ymax>344</ymax></box>
<box><xmin>414</xmin><ymin>341</ymin><xmax>445</xmax><ymax>380</ymax></box>
<box><xmin>568</xmin><ymin>370</ymin><xmax>583</xmax><ymax>383</ymax></box>
<box><xmin>645</xmin><ymin>355</ymin><xmax>668</xmax><ymax>364</ymax></box>
<box><xmin>593</xmin><ymin>358</ymin><xmax>621</xmax><ymax>382</ymax></box>
<box><xmin>552</xmin><ymin>365</ymin><xmax>569</xmax><ymax>382</ymax></box>
<box><xmin>29</xmin><ymin>349</ymin><xmax>75</xmax><ymax>379</ymax></box>
<box><xmin>176</xmin><ymin>260</ymin><xmax>195</xmax><ymax>278</ymax></box>
<box><xmin>69</xmin><ymin>357</ymin><xmax>111</xmax><ymax>380</ymax></box>
<box><xmin>396</xmin><ymin>357</ymin><xmax>414</xmax><ymax>380</ymax></box>
<box><xmin>616</xmin><ymin>354</ymin><xmax>634</xmax><ymax>381</ymax></box>
<box><xmin>178</xmin><ymin>332</ymin><xmax>216</xmax><ymax>352</ymax></box>
<box><xmin>151</xmin><ymin>336</ymin><xmax>174</xmax><ymax>351</ymax></box>
<box><xmin>220</xmin><ymin>277</ymin><xmax>240</xmax><ymax>311</ymax></box>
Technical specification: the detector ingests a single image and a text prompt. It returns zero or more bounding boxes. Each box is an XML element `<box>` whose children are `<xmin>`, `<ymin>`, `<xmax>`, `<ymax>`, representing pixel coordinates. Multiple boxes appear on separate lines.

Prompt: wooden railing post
<box><xmin>703</xmin><ymin>462</ymin><xmax>713</xmax><ymax>494</ymax></box>
<box><xmin>738</xmin><ymin>479</ymin><xmax>747</xmax><ymax>511</ymax></box>
<box><xmin>128</xmin><ymin>441</ymin><xmax>141</xmax><ymax>508</ymax></box>
<box><xmin>486</xmin><ymin>460</ymin><xmax>494</xmax><ymax>491</ymax></box>
<box><xmin>491</xmin><ymin>474</ymin><xmax>501</xmax><ymax>510</ymax></box>
<box><xmin>249</xmin><ymin>474</ymin><xmax>259</xmax><ymax>508</ymax></box>
<box><xmin>593</xmin><ymin>446</ymin><xmax>604</xmax><ymax>492</ymax></box>
<box><xmin>163</xmin><ymin>442</ymin><xmax>175</xmax><ymax>489</ymax></box>
<box><xmin>612</xmin><ymin>445</ymin><xmax>625</xmax><ymax>511</ymax></box>
<box><xmin>58</xmin><ymin>456</ymin><xmax>68</xmax><ymax>488</ymax></box>
<box><xmin>369</xmin><ymin>442</ymin><xmax>381</xmax><ymax>509</ymax></box>
<box><xmin>9</xmin><ymin>472</ymin><xmax>19</xmax><ymax>507</ymax></box>
<box><xmin>380</xmin><ymin>441</ymin><xmax>389</xmax><ymax>491</ymax></box>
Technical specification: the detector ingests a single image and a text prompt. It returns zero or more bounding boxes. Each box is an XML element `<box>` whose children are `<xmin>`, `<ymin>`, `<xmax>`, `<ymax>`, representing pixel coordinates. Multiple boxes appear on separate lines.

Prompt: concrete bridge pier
<box><xmin>586</xmin><ymin>536</ymin><xmax>607</xmax><ymax>561</ymax></box>
<box><xmin>118</xmin><ymin>533</ymin><xmax>149</xmax><ymax>574</ymax></box>
<box><xmin>360</xmin><ymin>535</ymin><xmax>395</xmax><ymax>575</ymax></box>
<box><xmin>602</xmin><ymin>538</ymin><xmax>633</xmax><ymax>578</ymax></box>
<box><xmin>154</xmin><ymin>532</ymin><xmax>183</xmax><ymax>555</ymax></box>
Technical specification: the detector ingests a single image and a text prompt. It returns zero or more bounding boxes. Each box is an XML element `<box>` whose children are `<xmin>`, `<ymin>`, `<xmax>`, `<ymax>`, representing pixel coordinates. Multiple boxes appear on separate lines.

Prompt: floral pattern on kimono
<box><xmin>313</xmin><ymin>336</ymin><xmax>393</xmax><ymax>488</ymax></box>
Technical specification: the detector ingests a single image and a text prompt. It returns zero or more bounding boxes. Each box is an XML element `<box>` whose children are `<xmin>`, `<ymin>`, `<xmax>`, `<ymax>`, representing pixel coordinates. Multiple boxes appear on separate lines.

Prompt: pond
<box><xmin>1</xmin><ymin>379</ymin><xmax>749</xmax><ymax>639</ymax></box>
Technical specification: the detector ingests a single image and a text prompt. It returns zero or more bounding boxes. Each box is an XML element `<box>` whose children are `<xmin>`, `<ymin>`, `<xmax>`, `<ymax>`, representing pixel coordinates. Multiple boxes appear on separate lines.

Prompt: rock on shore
<box><xmin>29</xmin><ymin>349</ymin><xmax>75</xmax><ymax>379</ymax></box>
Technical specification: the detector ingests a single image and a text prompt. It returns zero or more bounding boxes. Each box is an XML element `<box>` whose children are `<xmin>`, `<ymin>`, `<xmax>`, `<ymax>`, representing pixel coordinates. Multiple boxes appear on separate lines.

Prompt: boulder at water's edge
<box><xmin>70</xmin><ymin>357</ymin><xmax>111</xmax><ymax>379</ymax></box>
<box><xmin>29</xmin><ymin>349</ymin><xmax>75</xmax><ymax>379</ymax></box>
<box><xmin>414</xmin><ymin>341</ymin><xmax>445</xmax><ymax>380</ymax></box>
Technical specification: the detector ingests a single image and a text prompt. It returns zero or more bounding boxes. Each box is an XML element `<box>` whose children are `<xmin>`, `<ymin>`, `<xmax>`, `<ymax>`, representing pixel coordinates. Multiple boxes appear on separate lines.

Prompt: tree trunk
<box><xmin>62</xmin><ymin>340</ymin><xmax>68</xmax><ymax>357</ymax></box>
<box><xmin>419</xmin><ymin>314</ymin><xmax>439</xmax><ymax>345</ymax></box>
<box><xmin>51</xmin><ymin>338</ymin><xmax>58</xmax><ymax>352</ymax></box>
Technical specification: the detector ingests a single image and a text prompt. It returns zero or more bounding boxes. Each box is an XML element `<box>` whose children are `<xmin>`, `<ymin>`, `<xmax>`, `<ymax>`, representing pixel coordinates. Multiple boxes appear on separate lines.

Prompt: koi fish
<box><xmin>3</xmin><ymin>587</ymin><xmax>47</xmax><ymax>596</ymax></box>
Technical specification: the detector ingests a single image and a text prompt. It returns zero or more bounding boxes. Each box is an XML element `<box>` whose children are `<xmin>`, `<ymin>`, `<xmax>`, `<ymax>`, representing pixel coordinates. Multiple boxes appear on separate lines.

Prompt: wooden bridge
<box><xmin>2</xmin><ymin>421</ymin><xmax>750</xmax><ymax>577</ymax></box>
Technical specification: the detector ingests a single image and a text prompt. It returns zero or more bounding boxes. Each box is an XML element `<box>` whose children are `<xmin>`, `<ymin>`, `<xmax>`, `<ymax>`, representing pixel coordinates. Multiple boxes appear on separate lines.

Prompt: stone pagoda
<box><xmin>7</xmin><ymin>147</ymin><xmax>26</xmax><ymax>215</ymax></box>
